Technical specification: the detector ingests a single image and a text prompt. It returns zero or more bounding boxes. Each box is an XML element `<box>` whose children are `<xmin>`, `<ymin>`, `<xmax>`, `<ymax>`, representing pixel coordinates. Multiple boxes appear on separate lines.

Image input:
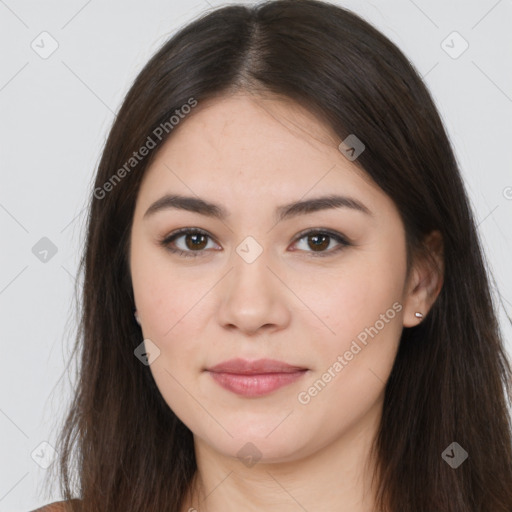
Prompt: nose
<box><xmin>216</xmin><ymin>249</ymin><xmax>292</xmax><ymax>336</ymax></box>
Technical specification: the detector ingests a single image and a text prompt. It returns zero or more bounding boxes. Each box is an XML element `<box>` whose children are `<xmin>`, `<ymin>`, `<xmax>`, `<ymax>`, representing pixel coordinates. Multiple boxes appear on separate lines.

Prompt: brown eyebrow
<box><xmin>143</xmin><ymin>193</ymin><xmax>373</xmax><ymax>222</ymax></box>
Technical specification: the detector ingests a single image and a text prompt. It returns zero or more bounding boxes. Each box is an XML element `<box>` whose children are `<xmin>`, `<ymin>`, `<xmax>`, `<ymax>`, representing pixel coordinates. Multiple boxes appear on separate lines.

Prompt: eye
<box><xmin>291</xmin><ymin>229</ymin><xmax>351</xmax><ymax>257</ymax></box>
<box><xmin>159</xmin><ymin>227</ymin><xmax>351</xmax><ymax>258</ymax></box>
<box><xmin>159</xmin><ymin>228</ymin><xmax>220</xmax><ymax>258</ymax></box>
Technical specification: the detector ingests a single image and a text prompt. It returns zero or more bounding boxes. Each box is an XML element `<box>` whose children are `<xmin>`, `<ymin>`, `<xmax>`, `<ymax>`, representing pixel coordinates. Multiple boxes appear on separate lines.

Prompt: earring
<box><xmin>414</xmin><ymin>311</ymin><xmax>424</xmax><ymax>319</ymax></box>
<box><xmin>134</xmin><ymin>310</ymin><xmax>141</xmax><ymax>325</ymax></box>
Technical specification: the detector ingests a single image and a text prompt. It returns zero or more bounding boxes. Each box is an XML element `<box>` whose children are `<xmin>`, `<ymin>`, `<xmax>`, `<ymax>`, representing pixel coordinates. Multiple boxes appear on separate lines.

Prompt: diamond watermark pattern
<box><xmin>32</xmin><ymin>237</ymin><xmax>58</xmax><ymax>263</ymax></box>
<box><xmin>134</xmin><ymin>339</ymin><xmax>161</xmax><ymax>366</ymax></box>
<box><xmin>236</xmin><ymin>441</ymin><xmax>262</xmax><ymax>468</ymax></box>
<box><xmin>442</xmin><ymin>441</ymin><xmax>468</xmax><ymax>468</ymax></box>
<box><xmin>31</xmin><ymin>31</ymin><xmax>59</xmax><ymax>59</ymax></box>
<box><xmin>31</xmin><ymin>441</ymin><xmax>58</xmax><ymax>469</ymax></box>
<box><xmin>338</xmin><ymin>134</ymin><xmax>365</xmax><ymax>161</ymax></box>
<box><xmin>236</xmin><ymin>236</ymin><xmax>263</xmax><ymax>264</ymax></box>
<box><xmin>441</xmin><ymin>31</ymin><xmax>469</xmax><ymax>59</ymax></box>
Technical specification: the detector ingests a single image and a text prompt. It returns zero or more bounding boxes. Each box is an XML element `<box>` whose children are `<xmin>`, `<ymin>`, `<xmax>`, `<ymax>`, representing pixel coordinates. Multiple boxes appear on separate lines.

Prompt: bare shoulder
<box><xmin>30</xmin><ymin>500</ymin><xmax>79</xmax><ymax>512</ymax></box>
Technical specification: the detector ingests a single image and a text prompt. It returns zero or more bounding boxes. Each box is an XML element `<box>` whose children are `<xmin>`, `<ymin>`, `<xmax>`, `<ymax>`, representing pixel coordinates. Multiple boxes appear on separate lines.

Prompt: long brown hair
<box><xmin>46</xmin><ymin>1</ymin><xmax>512</xmax><ymax>510</ymax></box>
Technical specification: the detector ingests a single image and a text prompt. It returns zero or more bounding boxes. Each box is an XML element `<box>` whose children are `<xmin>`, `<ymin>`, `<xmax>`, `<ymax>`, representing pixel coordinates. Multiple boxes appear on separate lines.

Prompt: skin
<box><xmin>129</xmin><ymin>92</ymin><xmax>443</xmax><ymax>512</ymax></box>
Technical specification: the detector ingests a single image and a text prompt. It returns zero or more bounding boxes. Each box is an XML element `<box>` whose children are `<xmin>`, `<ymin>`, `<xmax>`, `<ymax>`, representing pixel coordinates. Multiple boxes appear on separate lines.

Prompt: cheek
<box><xmin>133</xmin><ymin>265</ymin><xmax>211</xmax><ymax>422</ymax></box>
<box><xmin>292</xmin><ymin>263</ymin><xmax>404</xmax><ymax>439</ymax></box>
<box><xmin>299</xmin><ymin>258</ymin><xmax>404</xmax><ymax>344</ymax></box>
<box><xmin>131</xmin><ymin>238</ymin><xmax>205</xmax><ymax>339</ymax></box>
<box><xmin>136</xmin><ymin>272</ymin><xmax>210</xmax><ymax>353</ymax></box>
<box><xmin>292</xmin><ymin>240</ymin><xmax>407</xmax><ymax>401</ymax></box>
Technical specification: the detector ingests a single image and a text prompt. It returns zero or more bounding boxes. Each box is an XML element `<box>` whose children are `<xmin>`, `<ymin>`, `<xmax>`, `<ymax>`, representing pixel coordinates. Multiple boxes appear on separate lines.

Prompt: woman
<box><xmin>35</xmin><ymin>0</ymin><xmax>512</xmax><ymax>511</ymax></box>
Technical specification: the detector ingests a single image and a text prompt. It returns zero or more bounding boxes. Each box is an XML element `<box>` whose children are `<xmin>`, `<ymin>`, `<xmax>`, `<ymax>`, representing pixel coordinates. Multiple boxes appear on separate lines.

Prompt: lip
<box><xmin>207</xmin><ymin>358</ymin><xmax>307</xmax><ymax>374</ymax></box>
<box><xmin>206</xmin><ymin>358</ymin><xmax>308</xmax><ymax>397</ymax></box>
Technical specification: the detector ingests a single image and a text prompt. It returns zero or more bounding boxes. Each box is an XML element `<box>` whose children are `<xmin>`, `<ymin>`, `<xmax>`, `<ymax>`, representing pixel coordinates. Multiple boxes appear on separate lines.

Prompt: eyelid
<box><xmin>292</xmin><ymin>227</ymin><xmax>350</xmax><ymax>245</ymax></box>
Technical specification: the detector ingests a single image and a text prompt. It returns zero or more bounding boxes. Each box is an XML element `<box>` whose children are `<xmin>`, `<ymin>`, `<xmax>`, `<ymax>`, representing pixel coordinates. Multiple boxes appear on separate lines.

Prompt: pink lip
<box><xmin>206</xmin><ymin>358</ymin><xmax>308</xmax><ymax>397</ymax></box>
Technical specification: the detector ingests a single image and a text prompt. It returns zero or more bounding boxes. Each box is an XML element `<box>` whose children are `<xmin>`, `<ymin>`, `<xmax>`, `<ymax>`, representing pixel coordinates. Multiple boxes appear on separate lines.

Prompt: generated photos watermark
<box><xmin>297</xmin><ymin>301</ymin><xmax>403</xmax><ymax>405</ymax></box>
<box><xmin>94</xmin><ymin>97</ymin><xmax>198</xmax><ymax>200</ymax></box>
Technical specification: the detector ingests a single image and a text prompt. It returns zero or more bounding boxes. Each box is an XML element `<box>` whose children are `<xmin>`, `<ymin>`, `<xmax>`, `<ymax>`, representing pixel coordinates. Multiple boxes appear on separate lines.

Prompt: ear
<box><xmin>402</xmin><ymin>230</ymin><xmax>444</xmax><ymax>327</ymax></box>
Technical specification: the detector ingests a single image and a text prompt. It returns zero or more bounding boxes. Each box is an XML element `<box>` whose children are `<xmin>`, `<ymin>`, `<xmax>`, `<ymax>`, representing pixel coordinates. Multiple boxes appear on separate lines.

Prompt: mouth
<box><xmin>205</xmin><ymin>358</ymin><xmax>308</xmax><ymax>397</ymax></box>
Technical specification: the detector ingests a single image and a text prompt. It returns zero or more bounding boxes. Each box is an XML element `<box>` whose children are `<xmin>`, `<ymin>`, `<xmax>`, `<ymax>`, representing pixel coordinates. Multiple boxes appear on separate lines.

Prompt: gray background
<box><xmin>1</xmin><ymin>0</ymin><xmax>511</xmax><ymax>510</ymax></box>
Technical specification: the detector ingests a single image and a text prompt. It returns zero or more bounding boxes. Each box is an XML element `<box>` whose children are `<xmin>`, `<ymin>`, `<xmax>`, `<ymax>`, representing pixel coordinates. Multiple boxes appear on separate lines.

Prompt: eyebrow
<box><xmin>143</xmin><ymin>193</ymin><xmax>373</xmax><ymax>222</ymax></box>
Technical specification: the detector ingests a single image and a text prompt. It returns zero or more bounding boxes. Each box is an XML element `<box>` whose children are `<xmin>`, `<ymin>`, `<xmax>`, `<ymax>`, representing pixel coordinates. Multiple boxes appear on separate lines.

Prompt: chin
<box><xmin>193</xmin><ymin>416</ymin><xmax>316</xmax><ymax>465</ymax></box>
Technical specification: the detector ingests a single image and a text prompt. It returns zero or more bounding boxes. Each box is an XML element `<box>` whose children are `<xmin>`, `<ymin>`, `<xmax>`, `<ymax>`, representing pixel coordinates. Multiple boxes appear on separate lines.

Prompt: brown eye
<box><xmin>184</xmin><ymin>233</ymin><xmax>208</xmax><ymax>250</ymax></box>
<box><xmin>307</xmin><ymin>233</ymin><xmax>330</xmax><ymax>251</ymax></box>
<box><xmin>159</xmin><ymin>228</ymin><xmax>219</xmax><ymax>258</ymax></box>
<box><xmin>160</xmin><ymin>228</ymin><xmax>350</xmax><ymax>259</ymax></box>
<box><xmin>292</xmin><ymin>229</ymin><xmax>351</xmax><ymax>257</ymax></box>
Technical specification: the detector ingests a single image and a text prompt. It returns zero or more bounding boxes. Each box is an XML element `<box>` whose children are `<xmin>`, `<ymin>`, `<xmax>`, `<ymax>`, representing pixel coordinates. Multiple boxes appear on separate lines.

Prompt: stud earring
<box><xmin>414</xmin><ymin>311</ymin><xmax>424</xmax><ymax>319</ymax></box>
<box><xmin>134</xmin><ymin>310</ymin><xmax>141</xmax><ymax>325</ymax></box>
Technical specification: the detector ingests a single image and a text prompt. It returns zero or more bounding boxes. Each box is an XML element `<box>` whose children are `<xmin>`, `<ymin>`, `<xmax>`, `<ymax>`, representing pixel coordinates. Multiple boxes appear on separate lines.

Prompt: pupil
<box><xmin>310</xmin><ymin>234</ymin><xmax>329</xmax><ymax>251</ymax></box>
<box><xmin>186</xmin><ymin>234</ymin><xmax>207</xmax><ymax>250</ymax></box>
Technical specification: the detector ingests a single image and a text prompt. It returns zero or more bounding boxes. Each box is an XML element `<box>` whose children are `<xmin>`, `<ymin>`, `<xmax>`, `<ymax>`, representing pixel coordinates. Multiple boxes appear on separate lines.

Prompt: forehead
<box><xmin>157</xmin><ymin>93</ymin><xmax>342</xmax><ymax>170</ymax></box>
<box><xmin>136</xmin><ymin>93</ymin><xmax>391</xmax><ymax>218</ymax></box>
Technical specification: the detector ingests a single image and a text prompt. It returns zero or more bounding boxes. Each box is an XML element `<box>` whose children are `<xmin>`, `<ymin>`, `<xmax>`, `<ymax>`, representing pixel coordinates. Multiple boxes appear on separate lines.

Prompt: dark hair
<box><xmin>46</xmin><ymin>1</ymin><xmax>512</xmax><ymax>511</ymax></box>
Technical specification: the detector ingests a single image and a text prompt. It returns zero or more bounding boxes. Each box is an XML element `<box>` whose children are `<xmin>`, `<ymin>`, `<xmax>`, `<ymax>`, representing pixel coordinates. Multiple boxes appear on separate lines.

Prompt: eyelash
<box><xmin>158</xmin><ymin>227</ymin><xmax>351</xmax><ymax>258</ymax></box>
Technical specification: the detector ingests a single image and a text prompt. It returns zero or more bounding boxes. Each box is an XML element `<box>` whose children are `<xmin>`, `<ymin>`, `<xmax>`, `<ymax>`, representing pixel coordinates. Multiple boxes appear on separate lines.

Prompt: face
<box><xmin>129</xmin><ymin>93</ymin><xmax>410</xmax><ymax>463</ymax></box>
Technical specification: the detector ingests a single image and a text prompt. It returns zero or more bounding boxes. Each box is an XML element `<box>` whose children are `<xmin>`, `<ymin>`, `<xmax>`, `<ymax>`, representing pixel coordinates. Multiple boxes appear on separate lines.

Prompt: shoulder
<box><xmin>30</xmin><ymin>500</ymin><xmax>78</xmax><ymax>512</ymax></box>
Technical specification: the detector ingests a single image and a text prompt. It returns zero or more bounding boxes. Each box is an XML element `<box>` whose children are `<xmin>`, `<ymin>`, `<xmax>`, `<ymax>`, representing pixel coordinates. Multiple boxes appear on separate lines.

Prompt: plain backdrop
<box><xmin>1</xmin><ymin>0</ymin><xmax>511</xmax><ymax>510</ymax></box>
